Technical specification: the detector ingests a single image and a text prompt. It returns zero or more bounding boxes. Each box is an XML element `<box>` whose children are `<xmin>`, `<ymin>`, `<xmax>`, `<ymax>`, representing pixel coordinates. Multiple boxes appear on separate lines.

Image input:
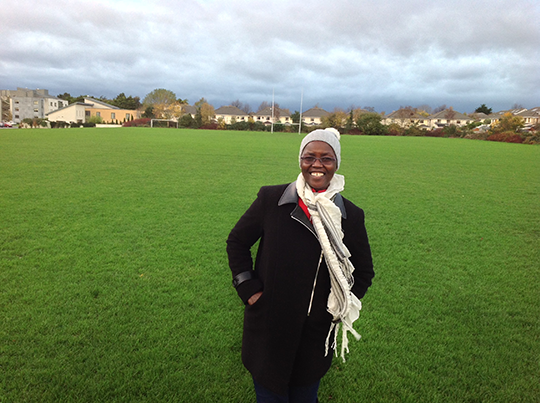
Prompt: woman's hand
<box><xmin>248</xmin><ymin>291</ymin><xmax>263</xmax><ymax>306</ymax></box>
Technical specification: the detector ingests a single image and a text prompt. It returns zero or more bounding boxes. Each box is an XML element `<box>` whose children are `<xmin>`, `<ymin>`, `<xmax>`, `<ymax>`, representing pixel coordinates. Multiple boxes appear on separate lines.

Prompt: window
<box><xmin>85</xmin><ymin>111</ymin><xmax>90</xmax><ymax>116</ymax></box>
<box><xmin>96</xmin><ymin>112</ymin><xmax>101</xmax><ymax>117</ymax></box>
<box><xmin>111</xmin><ymin>113</ymin><xmax>116</xmax><ymax>119</ymax></box>
<box><xmin>34</xmin><ymin>101</ymin><xmax>38</xmax><ymax>105</ymax></box>
<box><xmin>34</xmin><ymin>109</ymin><xmax>39</xmax><ymax>113</ymax></box>
<box><xmin>125</xmin><ymin>113</ymin><xmax>131</xmax><ymax>120</ymax></box>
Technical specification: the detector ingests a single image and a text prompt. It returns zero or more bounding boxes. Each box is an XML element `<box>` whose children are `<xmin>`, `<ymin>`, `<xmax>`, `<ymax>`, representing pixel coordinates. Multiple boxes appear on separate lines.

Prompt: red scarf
<box><xmin>298</xmin><ymin>188</ymin><xmax>326</xmax><ymax>220</ymax></box>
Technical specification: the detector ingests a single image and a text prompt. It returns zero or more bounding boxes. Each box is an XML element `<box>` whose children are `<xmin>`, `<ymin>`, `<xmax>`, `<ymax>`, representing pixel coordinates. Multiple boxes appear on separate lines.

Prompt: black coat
<box><xmin>226</xmin><ymin>183</ymin><xmax>374</xmax><ymax>394</ymax></box>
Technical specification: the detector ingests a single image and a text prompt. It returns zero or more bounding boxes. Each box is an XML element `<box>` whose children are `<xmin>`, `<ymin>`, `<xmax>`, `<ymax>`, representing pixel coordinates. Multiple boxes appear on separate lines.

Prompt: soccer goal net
<box><xmin>150</xmin><ymin>119</ymin><xmax>178</xmax><ymax>128</ymax></box>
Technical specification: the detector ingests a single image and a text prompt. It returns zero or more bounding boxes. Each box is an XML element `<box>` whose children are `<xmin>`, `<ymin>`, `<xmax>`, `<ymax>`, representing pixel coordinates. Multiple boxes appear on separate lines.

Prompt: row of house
<box><xmin>213</xmin><ymin>105</ymin><xmax>329</xmax><ymax>126</ymax></box>
<box><xmin>0</xmin><ymin>87</ymin><xmax>330</xmax><ymax>126</ymax></box>
<box><xmin>3</xmin><ymin>87</ymin><xmax>539</xmax><ymax>129</ymax></box>
<box><xmin>382</xmin><ymin>107</ymin><xmax>540</xmax><ymax>130</ymax></box>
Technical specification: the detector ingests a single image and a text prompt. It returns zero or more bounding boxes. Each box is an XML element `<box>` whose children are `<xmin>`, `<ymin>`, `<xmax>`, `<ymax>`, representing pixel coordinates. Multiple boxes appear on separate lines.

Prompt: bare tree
<box><xmin>444</xmin><ymin>107</ymin><xmax>456</xmax><ymax>120</ymax></box>
<box><xmin>257</xmin><ymin>101</ymin><xmax>270</xmax><ymax>112</ymax></box>
<box><xmin>241</xmin><ymin>103</ymin><xmax>252</xmax><ymax>114</ymax></box>
<box><xmin>416</xmin><ymin>104</ymin><xmax>433</xmax><ymax>114</ymax></box>
<box><xmin>433</xmin><ymin>104</ymin><xmax>447</xmax><ymax>113</ymax></box>
<box><xmin>231</xmin><ymin>99</ymin><xmax>243</xmax><ymax>109</ymax></box>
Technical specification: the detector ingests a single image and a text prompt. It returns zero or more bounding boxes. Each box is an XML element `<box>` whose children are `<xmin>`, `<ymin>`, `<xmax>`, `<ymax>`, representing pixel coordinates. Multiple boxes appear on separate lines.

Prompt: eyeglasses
<box><xmin>300</xmin><ymin>156</ymin><xmax>336</xmax><ymax>166</ymax></box>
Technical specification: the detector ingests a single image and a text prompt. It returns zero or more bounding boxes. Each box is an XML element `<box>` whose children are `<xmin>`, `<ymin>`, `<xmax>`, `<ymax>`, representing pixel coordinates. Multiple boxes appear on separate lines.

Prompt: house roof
<box><xmin>516</xmin><ymin>108</ymin><xmax>540</xmax><ymax>118</ymax></box>
<box><xmin>215</xmin><ymin>105</ymin><xmax>248</xmax><ymax>116</ymax></box>
<box><xmin>469</xmin><ymin>112</ymin><xmax>487</xmax><ymax>120</ymax></box>
<box><xmin>385</xmin><ymin>108</ymin><xmax>424</xmax><ymax>119</ymax></box>
<box><xmin>182</xmin><ymin>105</ymin><xmax>197</xmax><ymax>115</ymax></box>
<box><xmin>84</xmin><ymin>97</ymin><xmax>119</xmax><ymax>109</ymax></box>
<box><xmin>428</xmin><ymin>109</ymin><xmax>470</xmax><ymax>120</ymax></box>
<box><xmin>256</xmin><ymin>106</ymin><xmax>291</xmax><ymax>117</ymax></box>
<box><xmin>302</xmin><ymin>107</ymin><xmax>329</xmax><ymax>118</ymax></box>
<box><xmin>45</xmin><ymin>102</ymin><xmax>92</xmax><ymax>116</ymax></box>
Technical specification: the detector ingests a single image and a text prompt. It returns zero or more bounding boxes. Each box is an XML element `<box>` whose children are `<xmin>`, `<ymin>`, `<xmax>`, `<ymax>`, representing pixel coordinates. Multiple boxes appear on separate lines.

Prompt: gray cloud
<box><xmin>1</xmin><ymin>0</ymin><xmax>539</xmax><ymax>113</ymax></box>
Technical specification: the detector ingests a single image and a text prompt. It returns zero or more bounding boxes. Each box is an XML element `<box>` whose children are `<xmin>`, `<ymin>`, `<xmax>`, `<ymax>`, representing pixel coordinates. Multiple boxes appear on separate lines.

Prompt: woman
<box><xmin>227</xmin><ymin>129</ymin><xmax>374</xmax><ymax>402</ymax></box>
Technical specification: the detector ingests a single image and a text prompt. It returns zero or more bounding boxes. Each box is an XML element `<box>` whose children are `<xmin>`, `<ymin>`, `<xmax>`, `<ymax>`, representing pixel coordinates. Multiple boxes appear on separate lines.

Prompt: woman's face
<box><xmin>300</xmin><ymin>141</ymin><xmax>337</xmax><ymax>191</ymax></box>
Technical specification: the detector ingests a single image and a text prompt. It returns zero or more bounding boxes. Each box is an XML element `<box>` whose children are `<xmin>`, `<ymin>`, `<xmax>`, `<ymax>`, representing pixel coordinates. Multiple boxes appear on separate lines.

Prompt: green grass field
<box><xmin>1</xmin><ymin>128</ymin><xmax>539</xmax><ymax>402</ymax></box>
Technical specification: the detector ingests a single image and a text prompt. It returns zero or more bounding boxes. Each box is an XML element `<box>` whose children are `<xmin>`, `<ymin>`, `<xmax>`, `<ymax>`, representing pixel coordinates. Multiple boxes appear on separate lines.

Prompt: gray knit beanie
<box><xmin>299</xmin><ymin>128</ymin><xmax>341</xmax><ymax>169</ymax></box>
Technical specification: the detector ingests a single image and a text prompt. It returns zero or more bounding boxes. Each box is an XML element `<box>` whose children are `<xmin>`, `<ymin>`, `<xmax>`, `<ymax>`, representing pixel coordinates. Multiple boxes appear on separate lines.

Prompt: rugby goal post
<box><xmin>150</xmin><ymin>119</ymin><xmax>178</xmax><ymax>128</ymax></box>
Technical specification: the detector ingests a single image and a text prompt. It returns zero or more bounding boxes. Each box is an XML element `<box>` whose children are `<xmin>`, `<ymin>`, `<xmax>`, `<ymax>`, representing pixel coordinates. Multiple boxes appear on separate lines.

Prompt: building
<box><xmin>214</xmin><ymin>105</ymin><xmax>249</xmax><ymax>124</ymax></box>
<box><xmin>382</xmin><ymin>108</ymin><xmax>428</xmax><ymax>128</ymax></box>
<box><xmin>254</xmin><ymin>106</ymin><xmax>292</xmax><ymax>125</ymax></box>
<box><xmin>301</xmin><ymin>107</ymin><xmax>329</xmax><ymax>126</ymax></box>
<box><xmin>47</xmin><ymin>97</ymin><xmax>139</xmax><ymax>124</ymax></box>
<box><xmin>428</xmin><ymin>109</ymin><xmax>472</xmax><ymax>129</ymax></box>
<box><xmin>0</xmin><ymin>88</ymin><xmax>68</xmax><ymax>123</ymax></box>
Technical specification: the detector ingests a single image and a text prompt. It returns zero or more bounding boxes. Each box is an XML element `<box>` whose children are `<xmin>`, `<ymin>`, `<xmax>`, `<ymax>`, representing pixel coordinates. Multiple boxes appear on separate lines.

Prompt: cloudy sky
<box><xmin>1</xmin><ymin>0</ymin><xmax>539</xmax><ymax>113</ymax></box>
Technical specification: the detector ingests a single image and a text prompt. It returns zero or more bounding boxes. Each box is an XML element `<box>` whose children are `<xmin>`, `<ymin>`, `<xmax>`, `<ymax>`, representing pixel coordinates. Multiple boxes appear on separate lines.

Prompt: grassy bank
<box><xmin>1</xmin><ymin>128</ymin><xmax>539</xmax><ymax>402</ymax></box>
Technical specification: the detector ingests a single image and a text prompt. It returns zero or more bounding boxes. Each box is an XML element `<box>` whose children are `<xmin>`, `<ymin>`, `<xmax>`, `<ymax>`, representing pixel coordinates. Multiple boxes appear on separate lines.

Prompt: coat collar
<box><xmin>277</xmin><ymin>182</ymin><xmax>347</xmax><ymax>219</ymax></box>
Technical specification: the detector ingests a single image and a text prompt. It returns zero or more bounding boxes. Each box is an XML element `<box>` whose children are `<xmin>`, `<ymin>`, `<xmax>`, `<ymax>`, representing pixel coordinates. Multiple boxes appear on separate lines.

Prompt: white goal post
<box><xmin>150</xmin><ymin>119</ymin><xmax>178</xmax><ymax>128</ymax></box>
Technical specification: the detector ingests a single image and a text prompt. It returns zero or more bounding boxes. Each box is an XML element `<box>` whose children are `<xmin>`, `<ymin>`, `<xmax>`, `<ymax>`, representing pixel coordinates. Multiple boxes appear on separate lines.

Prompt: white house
<box><xmin>254</xmin><ymin>106</ymin><xmax>292</xmax><ymax>125</ymax></box>
<box><xmin>428</xmin><ymin>109</ymin><xmax>472</xmax><ymax>129</ymax></box>
<box><xmin>214</xmin><ymin>105</ymin><xmax>249</xmax><ymax>124</ymax></box>
<box><xmin>301</xmin><ymin>107</ymin><xmax>329</xmax><ymax>126</ymax></box>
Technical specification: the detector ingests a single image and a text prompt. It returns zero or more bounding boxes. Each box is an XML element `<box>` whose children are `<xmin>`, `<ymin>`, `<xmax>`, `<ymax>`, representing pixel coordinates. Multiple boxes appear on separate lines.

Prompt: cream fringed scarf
<box><xmin>296</xmin><ymin>173</ymin><xmax>362</xmax><ymax>362</ymax></box>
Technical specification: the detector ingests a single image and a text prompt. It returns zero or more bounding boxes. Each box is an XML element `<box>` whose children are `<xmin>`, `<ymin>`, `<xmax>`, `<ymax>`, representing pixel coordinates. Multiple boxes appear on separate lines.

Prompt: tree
<box><xmin>153</xmin><ymin>102</ymin><xmax>184</xmax><ymax>120</ymax></box>
<box><xmin>231</xmin><ymin>99</ymin><xmax>252</xmax><ymax>114</ymax></box>
<box><xmin>143</xmin><ymin>89</ymin><xmax>177</xmax><ymax>108</ymax></box>
<box><xmin>511</xmin><ymin>103</ymin><xmax>524</xmax><ymax>110</ymax></box>
<box><xmin>356</xmin><ymin>113</ymin><xmax>388</xmax><ymax>136</ymax></box>
<box><xmin>433</xmin><ymin>104</ymin><xmax>447</xmax><ymax>113</ymax></box>
<box><xmin>193</xmin><ymin>98</ymin><xmax>214</xmax><ymax>127</ymax></box>
<box><xmin>57</xmin><ymin>93</ymin><xmax>76</xmax><ymax>104</ymax></box>
<box><xmin>491</xmin><ymin>112</ymin><xmax>524</xmax><ymax>133</ymax></box>
<box><xmin>200</xmin><ymin>103</ymin><xmax>215</xmax><ymax>126</ymax></box>
<box><xmin>291</xmin><ymin>111</ymin><xmax>300</xmax><ymax>124</ymax></box>
<box><xmin>475</xmin><ymin>104</ymin><xmax>492</xmax><ymax>115</ymax></box>
<box><xmin>322</xmin><ymin>108</ymin><xmax>347</xmax><ymax>129</ymax></box>
<box><xmin>1</xmin><ymin>96</ymin><xmax>12</xmax><ymax>121</ymax></box>
<box><xmin>142</xmin><ymin>106</ymin><xmax>154</xmax><ymax>119</ymax></box>
<box><xmin>444</xmin><ymin>107</ymin><xmax>456</xmax><ymax>120</ymax></box>
<box><xmin>179</xmin><ymin>113</ymin><xmax>194</xmax><ymax>128</ymax></box>
<box><xmin>416</xmin><ymin>104</ymin><xmax>433</xmax><ymax>114</ymax></box>
<box><xmin>257</xmin><ymin>101</ymin><xmax>270</xmax><ymax>112</ymax></box>
<box><xmin>110</xmin><ymin>93</ymin><xmax>141</xmax><ymax>110</ymax></box>
<box><xmin>345</xmin><ymin>110</ymin><xmax>354</xmax><ymax>132</ymax></box>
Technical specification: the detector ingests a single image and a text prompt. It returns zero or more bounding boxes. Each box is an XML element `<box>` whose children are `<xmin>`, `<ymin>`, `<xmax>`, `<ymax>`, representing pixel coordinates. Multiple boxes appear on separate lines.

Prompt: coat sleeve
<box><xmin>344</xmin><ymin>204</ymin><xmax>375</xmax><ymax>299</ymax></box>
<box><xmin>226</xmin><ymin>187</ymin><xmax>266</xmax><ymax>304</ymax></box>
